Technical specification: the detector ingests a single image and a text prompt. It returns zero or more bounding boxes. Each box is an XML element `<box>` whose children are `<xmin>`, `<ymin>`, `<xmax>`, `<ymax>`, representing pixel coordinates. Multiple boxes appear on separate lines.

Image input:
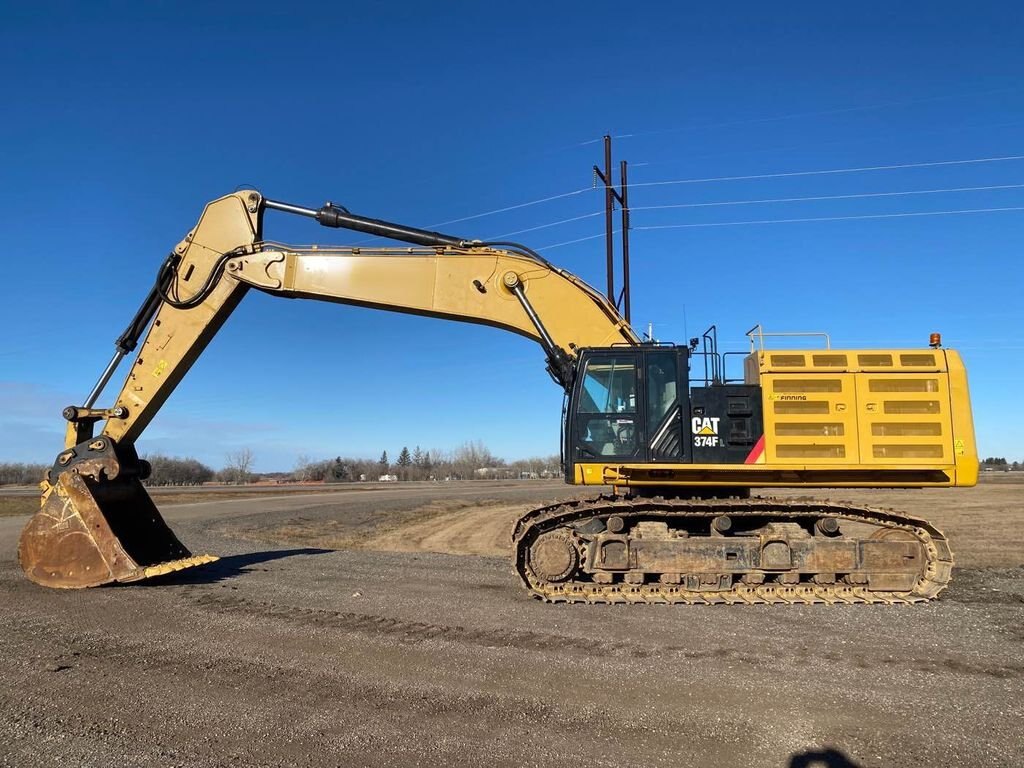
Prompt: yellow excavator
<box><xmin>19</xmin><ymin>190</ymin><xmax>977</xmax><ymax>603</ymax></box>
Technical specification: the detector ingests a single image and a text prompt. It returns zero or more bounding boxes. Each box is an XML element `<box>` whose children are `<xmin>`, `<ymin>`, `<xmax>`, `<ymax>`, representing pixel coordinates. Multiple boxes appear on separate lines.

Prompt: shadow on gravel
<box><xmin>139</xmin><ymin>548</ymin><xmax>335</xmax><ymax>586</ymax></box>
<box><xmin>789</xmin><ymin>748</ymin><xmax>862</xmax><ymax>767</ymax></box>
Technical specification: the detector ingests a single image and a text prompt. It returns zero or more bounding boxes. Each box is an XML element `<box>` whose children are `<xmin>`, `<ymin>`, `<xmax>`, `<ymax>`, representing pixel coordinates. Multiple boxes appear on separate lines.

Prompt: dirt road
<box><xmin>1</xmin><ymin>480</ymin><xmax>1021</xmax><ymax>767</ymax></box>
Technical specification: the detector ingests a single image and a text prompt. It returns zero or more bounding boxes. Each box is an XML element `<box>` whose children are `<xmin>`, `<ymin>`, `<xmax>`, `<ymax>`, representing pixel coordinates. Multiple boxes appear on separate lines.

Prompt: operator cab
<box><xmin>565</xmin><ymin>345</ymin><xmax>763</xmax><ymax>475</ymax></box>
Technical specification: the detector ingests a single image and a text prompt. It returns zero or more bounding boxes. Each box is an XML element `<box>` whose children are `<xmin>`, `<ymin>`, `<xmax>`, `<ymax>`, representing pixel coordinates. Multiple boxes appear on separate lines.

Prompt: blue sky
<box><xmin>2</xmin><ymin>2</ymin><xmax>1022</xmax><ymax>471</ymax></box>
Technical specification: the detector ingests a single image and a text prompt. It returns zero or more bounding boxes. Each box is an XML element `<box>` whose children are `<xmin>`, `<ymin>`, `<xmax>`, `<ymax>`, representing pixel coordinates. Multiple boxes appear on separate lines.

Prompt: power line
<box><xmin>426</xmin><ymin>188</ymin><xmax>591</xmax><ymax>228</ymax></box>
<box><xmin>483</xmin><ymin>182</ymin><xmax>1024</xmax><ymax>242</ymax></box>
<box><xmin>433</xmin><ymin>152</ymin><xmax>1024</xmax><ymax>233</ymax></box>
<box><xmin>536</xmin><ymin>230</ymin><xmax>620</xmax><ymax>251</ymax></box>
<box><xmin>632</xmin><ymin>182</ymin><xmax>1024</xmax><ymax>211</ymax></box>
<box><xmin>347</xmin><ymin>153</ymin><xmax>1024</xmax><ymax>245</ymax></box>
<box><xmin>634</xmin><ymin>205</ymin><xmax>1024</xmax><ymax>230</ymax></box>
<box><xmin>628</xmin><ymin>154</ymin><xmax>1024</xmax><ymax>189</ymax></box>
<box><xmin>345</xmin><ymin>188</ymin><xmax>592</xmax><ymax>245</ymax></box>
<box><xmin>487</xmin><ymin>211</ymin><xmax>603</xmax><ymax>239</ymax></box>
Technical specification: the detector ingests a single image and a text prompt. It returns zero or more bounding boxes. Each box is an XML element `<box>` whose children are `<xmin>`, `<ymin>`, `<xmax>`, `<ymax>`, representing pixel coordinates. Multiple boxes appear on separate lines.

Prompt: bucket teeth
<box><xmin>142</xmin><ymin>554</ymin><xmax>219</xmax><ymax>580</ymax></box>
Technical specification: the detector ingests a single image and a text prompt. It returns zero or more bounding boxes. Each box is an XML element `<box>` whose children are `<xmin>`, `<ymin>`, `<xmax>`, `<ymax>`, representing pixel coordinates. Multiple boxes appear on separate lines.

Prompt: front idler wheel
<box><xmin>528</xmin><ymin>530</ymin><xmax>579</xmax><ymax>583</ymax></box>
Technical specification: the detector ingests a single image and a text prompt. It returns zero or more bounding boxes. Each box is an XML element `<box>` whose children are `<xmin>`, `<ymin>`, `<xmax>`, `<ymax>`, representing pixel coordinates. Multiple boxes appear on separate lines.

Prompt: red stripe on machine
<box><xmin>744</xmin><ymin>435</ymin><xmax>765</xmax><ymax>464</ymax></box>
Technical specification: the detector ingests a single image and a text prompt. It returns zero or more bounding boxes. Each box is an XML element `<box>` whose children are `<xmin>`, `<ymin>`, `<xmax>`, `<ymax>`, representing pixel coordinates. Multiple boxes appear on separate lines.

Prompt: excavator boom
<box><xmin>19</xmin><ymin>190</ymin><xmax>637</xmax><ymax>588</ymax></box>
<box><xmin>99</xmin><ymin>192</ymin><xmax>636</xmax><ymax>447</ymax></box>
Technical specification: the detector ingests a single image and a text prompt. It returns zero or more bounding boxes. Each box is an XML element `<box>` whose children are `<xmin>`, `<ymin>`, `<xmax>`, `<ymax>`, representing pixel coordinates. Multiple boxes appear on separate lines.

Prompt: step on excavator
<box><xmin>19</xmin><ymin>190</ymin><xmax>977</xmax><ymax>603</ymax></box>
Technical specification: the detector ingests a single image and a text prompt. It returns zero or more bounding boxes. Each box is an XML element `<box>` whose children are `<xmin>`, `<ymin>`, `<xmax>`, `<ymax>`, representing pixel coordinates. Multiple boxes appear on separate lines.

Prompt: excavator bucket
<box><xmin>19</xmin><ymin>454</ymin><xmax>217</xmax><ymax>589</ymax></box>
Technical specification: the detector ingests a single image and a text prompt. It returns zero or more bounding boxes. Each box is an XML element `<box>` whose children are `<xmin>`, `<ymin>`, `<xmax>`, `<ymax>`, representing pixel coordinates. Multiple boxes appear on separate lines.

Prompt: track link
<box><xmin>512</xmin><ymin>496</ymin><xmax>953</xmax><ymax>605</ymax></box>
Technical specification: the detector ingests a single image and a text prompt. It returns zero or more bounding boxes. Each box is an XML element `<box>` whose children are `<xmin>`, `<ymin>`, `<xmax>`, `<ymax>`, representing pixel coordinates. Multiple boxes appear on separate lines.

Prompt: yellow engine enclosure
<box><xmin>575</xmin><ymin>348</ymin><xmax>977</xmax><ymax>490</ymax></box>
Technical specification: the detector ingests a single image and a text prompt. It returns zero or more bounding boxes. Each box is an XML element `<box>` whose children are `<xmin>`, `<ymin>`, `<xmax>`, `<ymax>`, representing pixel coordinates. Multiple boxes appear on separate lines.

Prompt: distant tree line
<box><xmin>292</xmin><ymin>440</ymin><xmax>560</xmax><ymax>483</ymax></box>
<box><xmin>292</xmin><ymin>455</ymin><xmax>383</xmax><ymax>483</ymax></box>
<box><xmin>0</xmin><ymin>442</ymin><xmax>562</xmax><ymax>486</ymax></box>
<box><xmin>980</xmin><ymin>457</ymin><xmax>1021</xmax><ymax>471</ymax></box>
<box><xmin>142</xmin><ymin>454</ymin><xmax>216</xmax><ymax>486</ymax></box>
<box><xmin>0</xmin><ymin>463</ymin><xmax>48</xmax><ymax>485</ymax></box>
<box><xmin>9</xmin><ymin>451</ymin><xmax>1019</xmax><ymax>487</ymax></box>
<box><xmin>139</xmin><ymin>449</ymin><xmax>261</xmax><ymax>486</ymax></box>
<box><xmin>0</xmin><ymin>453</ymin><xmax>251</xmax><ymax>487</ymax></box>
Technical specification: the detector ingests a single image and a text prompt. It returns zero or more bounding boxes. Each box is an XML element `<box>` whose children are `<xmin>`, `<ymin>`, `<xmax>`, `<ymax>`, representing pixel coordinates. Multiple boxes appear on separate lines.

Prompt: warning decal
<box><xmin>744</xmin><ymin>435</ymin><xmax>766</xmax><ymax>464</ymax></box>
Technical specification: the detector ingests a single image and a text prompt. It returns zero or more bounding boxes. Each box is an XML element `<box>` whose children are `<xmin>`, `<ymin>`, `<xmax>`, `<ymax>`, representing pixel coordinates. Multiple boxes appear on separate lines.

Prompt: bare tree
<box><xmin>452</xmin><ymin>440</ymin><xmax>498</xmax><ymax>479</ymax></box>
<box><xmin>222</xmin><ymin>448</ymin><xmax>254</xmax><ymax>484</ymax></box>
<box><xmin>293</xmin><ymin>454</ymin><xmax>312</xmax><ymax>482</ymax></box>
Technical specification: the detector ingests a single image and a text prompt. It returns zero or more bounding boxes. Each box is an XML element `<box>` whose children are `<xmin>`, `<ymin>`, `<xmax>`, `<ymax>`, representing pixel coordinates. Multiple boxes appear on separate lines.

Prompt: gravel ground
<box><xmin>0</xmin><ymin>480</ymin><xmax>1021</xmax><ymax>768</ymax></box>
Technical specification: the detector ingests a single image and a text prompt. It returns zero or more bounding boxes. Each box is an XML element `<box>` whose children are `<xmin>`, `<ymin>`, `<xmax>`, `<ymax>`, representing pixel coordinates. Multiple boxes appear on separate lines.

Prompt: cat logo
<box><xmin>691</xmin><ymin>416</ymin><xmax>720</xmax><ymax>447</ymax></box>
<box><xmin>691</xmin><ymin>417</ymin><xmax>720</xmax><ymax>435</ymax></box>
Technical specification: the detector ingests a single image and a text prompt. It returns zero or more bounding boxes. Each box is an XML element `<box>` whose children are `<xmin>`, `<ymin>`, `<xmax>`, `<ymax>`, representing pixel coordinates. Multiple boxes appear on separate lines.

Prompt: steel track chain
<box><xmin>512</xmin><ymin>496</ymin><xmax>953</xmax><ymax>605</ymax></box>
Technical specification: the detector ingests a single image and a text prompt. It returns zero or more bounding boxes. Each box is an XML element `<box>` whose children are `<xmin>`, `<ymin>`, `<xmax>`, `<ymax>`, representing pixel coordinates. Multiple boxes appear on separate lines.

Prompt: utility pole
<box><xmin>592</xmin><ymin>134</ymin><xmax>632</xmax><ymax>323</ymax></box>
<box><xmin>620</xmin><ymin>157</ymin><xmax>630</xmax><ymax>324</ymax></box>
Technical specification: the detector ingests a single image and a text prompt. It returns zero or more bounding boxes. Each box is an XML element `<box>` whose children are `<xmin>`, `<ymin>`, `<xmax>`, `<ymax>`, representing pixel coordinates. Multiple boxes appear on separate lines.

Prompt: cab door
<box><xmin>571</xmin><ymin>352</ymin><xmax>642</xmax><ymax>461</ymax></box>
<box><xmin>644</xmin><ymin>349</ymin><xmax>688</xmax><ymax>462</ymax></box>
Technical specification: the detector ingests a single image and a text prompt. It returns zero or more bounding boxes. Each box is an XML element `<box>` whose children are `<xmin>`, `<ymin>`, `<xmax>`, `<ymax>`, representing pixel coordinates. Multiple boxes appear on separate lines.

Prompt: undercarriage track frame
<box><xmin>512</xmin><ymin>496</ymin><xmax>953</xmax><ymax>605</ymax></box>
